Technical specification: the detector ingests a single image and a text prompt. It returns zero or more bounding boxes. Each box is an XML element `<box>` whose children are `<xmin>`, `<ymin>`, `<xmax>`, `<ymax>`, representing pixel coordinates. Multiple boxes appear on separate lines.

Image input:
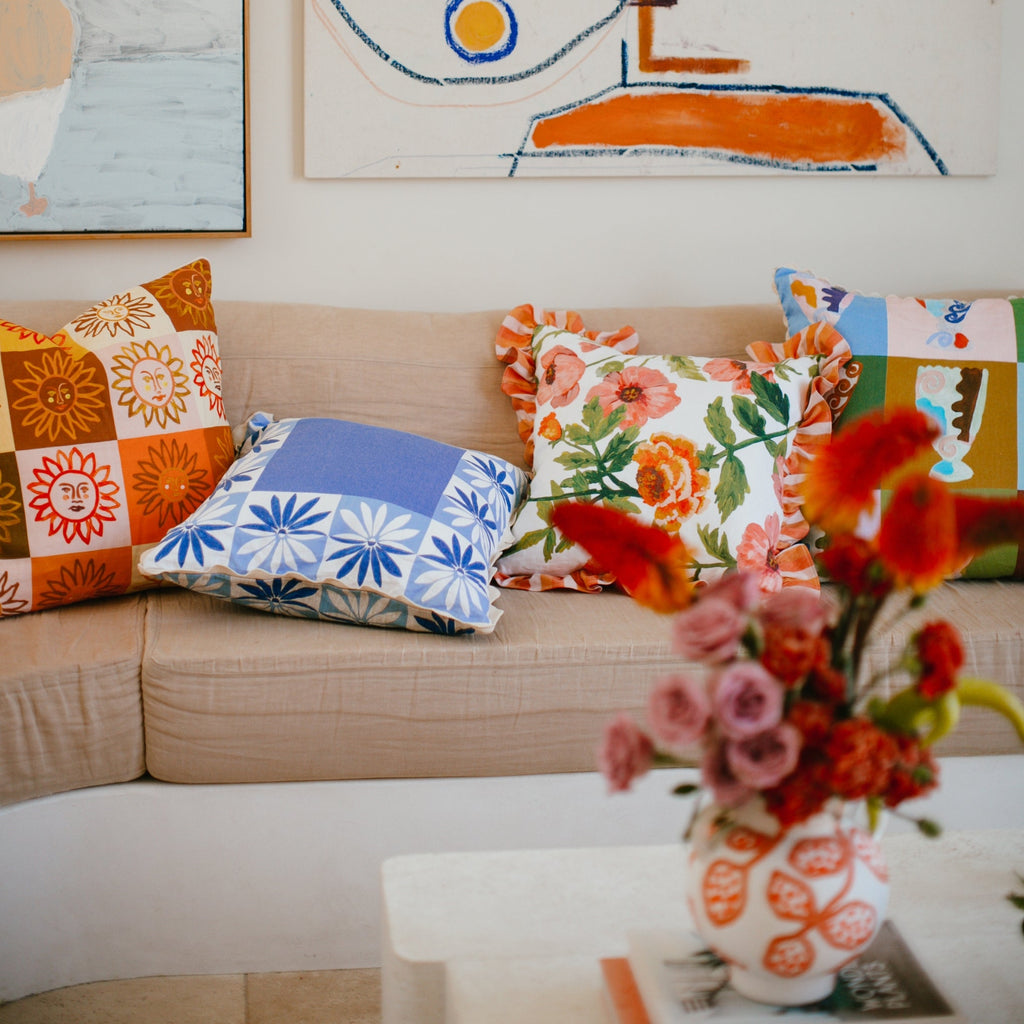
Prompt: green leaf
<box><xmin>555</xmin><ymin>450</ymin><xmax>599</xmax><ymax>471</ymax></box>
<box><xmin>732</xmin><ymin>395</ymin><xmax>767</xmax><ymax>437</ymax></box>
<box><xmin>582</xmin><ymin>398</ymin><xmax>625</xmax><ymax>440</ymax></box>
<box><xmin>915</xmin><ymin>817</ymin><xmax>942</xmax><ymax>838</ymax></box>
<box><xmin>502</xmin><ymin>527</ymin><xmax>551</xmax><ymax>556</ymax></box>
<box><xmin>715</xmin><ymin>454</ymin><xmax>749</xmax><ymax>522</ymax></box>
<box><xmin>704</xmin><ymin>397</ymin><xmax>737</xmax><ymax>447</ymax></box>
<box><xmin>672</xmin><ymin>783</ymin><xmax>701</xmax><ymax>796</ymax></box>
<box><xmin>598</xmin><ymin>360</ymin><xmax>626</xmax><ymax>377</ymax></box>
<box><xmin>666</xmin><ymin>355</ymin><xmax>705</xmax><ymax>380</ymax></box>
<box><xmin>606</xmin><ymin>496</ymin><xmax>641</xmax><ymax>515</ymax></box>
<box><xmin>749</xmin><ymin>372</ymin><xmax>790</xmax><ymax>425</ymax></box>
<box><xmin>697</xmin><ymin>524</ymin><xmax>735</xmax><ymax>566</ymax></box>
<box><xmin>604</xmin><ymin>431</ymin><xmax>641</xmax><ymax>474</ymax></box>
<box><xmin>697</xmin><ymin>443</ymin><xmax>723</xmax><ymax>471</ymax></box>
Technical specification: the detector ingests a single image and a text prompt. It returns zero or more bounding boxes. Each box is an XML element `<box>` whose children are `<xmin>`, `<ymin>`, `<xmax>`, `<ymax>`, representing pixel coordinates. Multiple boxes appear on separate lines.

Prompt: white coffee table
<box><xmin>381</xmin><ymin>829</ymin><xmax>1024</xmax><ymax>1024</ymax></box>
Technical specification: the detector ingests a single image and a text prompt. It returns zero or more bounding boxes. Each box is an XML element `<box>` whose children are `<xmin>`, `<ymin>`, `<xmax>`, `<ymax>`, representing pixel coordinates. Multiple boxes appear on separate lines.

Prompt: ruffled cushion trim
<box><xmin>746</xmin><ymin>321</ymin><xmax>853</xmax><ymax>583</ymax></box>
<box><xmin>495</xmin><ymin>304</ymin><xmax>639</xmax><ymax>469</ymax></box>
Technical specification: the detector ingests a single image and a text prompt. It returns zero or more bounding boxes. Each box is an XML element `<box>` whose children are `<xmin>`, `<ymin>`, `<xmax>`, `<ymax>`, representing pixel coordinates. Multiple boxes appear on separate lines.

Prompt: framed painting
<box><xmin>304</xmin><ymin>0</ymin><xmax>1000</xmax><ymax>178</ymax></box>
<box><xmin>0</xmin><ymin>0</ymin><xmax>249</xmax><ymax>238</ymax></box>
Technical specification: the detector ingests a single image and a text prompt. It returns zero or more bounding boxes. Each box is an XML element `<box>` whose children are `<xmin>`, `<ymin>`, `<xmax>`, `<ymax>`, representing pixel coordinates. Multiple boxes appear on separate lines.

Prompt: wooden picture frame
<box><xmin>0</xmin><ymin>0</ymin><xmax>250</xmax><ymax>239</ymax></box>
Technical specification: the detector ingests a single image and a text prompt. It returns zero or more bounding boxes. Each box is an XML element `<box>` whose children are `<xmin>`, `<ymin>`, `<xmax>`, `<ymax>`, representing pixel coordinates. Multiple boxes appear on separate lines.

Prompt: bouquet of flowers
<box><xmin>552</xmin><ymin>407</ymin><xmax>1024</xmax><ymax>834</ymax></box>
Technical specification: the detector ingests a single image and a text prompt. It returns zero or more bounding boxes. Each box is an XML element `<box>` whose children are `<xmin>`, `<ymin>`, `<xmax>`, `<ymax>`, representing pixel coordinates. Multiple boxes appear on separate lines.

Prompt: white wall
<box><xmin>1</xmin><ymin>0</ymin><xmax>1021</xmax><ymax>312</ymax></box>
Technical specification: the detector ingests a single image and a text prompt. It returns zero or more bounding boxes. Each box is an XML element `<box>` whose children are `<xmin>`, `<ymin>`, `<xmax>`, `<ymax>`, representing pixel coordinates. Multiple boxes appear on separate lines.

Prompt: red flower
<box><xmin>915</xmin><ymin>620</ymin><xmax>964</xmax><ymax>699</ymax></box>
<box><xmin>550</xmin><ymin>502</ymin><xmax>693</xmax><ymax>613</ymax></box>
<box><xmin>801</xmin><ymin>409</ymin><xmax>939</xmax><ymax>533</ymax></box>
<box><xmin>884</xmin><ymin>736</ymin><xmax>939</xmax><ymax>808</ymax></box>
<box><xmin>763</xmin><ymin>750</ymin><xmax>831</xmax><ymax>827</ymax></box>
<box><xmin>817</xmin><ymin>535</ymin><xmax>892</xmax><ymax>599</ymax></box>
<box><xmin>822</xmin><ymin>718</ymin><xmax>899</xmax><ymax>801</ymax></box>
<box><xmin>877</xmin><ymin>474</ymin><xmax>958</xmax><ymax>593</ymax></box>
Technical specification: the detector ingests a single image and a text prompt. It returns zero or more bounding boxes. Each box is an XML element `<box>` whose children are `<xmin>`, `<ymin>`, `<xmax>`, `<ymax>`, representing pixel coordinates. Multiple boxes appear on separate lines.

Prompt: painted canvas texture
<box><xmin>0</xmin><ymin>0</ymin><xmax>246</xmax><ymax>235</ymax></box>
<box><xmin>304</xmin><ymin>0</ymin><xmax>1000</xmax><ymax>178</ymax></box>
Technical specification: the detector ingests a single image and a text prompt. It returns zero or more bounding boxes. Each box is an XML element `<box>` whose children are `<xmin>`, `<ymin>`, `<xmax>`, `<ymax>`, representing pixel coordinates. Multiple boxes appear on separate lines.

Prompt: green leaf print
<box><xmin>715</xmin><ymin>453</ymin><xmax>749</xmax><ymax>521</ymax></box>
<box><xmin>705</xmin><ymin>397</ymin><xmax>737</xmax><ymax>448</ymax></box>
<box><xmin>749</xmin><ymin>372</ymin><xmax>791</xmax><ymax>425</ymax></box>
<box><xmin>731</xmin><ymin>395</ymin><xmax>767</xmax><ymax>438</ymax></box>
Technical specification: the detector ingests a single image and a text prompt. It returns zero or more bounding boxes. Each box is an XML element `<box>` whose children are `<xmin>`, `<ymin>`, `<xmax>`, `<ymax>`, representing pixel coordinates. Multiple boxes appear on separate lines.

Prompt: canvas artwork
<box><xmin>304</xmin><ymin>0</ymin><xmax>1001</xmax><ymax>178</ymax></box>
<box><xmin>0</xmin><ymin>0</ymin><xmax>248</xmax><ymax>237</ymax></box>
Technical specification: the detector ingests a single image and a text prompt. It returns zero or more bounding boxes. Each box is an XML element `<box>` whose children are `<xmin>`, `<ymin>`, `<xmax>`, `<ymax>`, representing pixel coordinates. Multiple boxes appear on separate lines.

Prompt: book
<box><xmin>602</xmin><ymin>921</ymin><xmax>964</xmax><ymax>1024</ymax></box>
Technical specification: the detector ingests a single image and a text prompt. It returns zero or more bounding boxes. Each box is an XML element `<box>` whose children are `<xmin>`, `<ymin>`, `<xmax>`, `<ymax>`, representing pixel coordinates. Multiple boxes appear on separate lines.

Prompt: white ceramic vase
<box><xmin>684</xmin><ymin>798</ymin><xmax>889</xmax><ymax>1007</ymax></box>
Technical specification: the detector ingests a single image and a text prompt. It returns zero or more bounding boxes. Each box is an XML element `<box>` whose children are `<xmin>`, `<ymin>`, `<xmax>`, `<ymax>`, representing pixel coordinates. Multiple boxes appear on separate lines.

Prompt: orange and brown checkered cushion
<box><xmin>0</xmin><ymin>259</ymin><xmax>234</xmax><ymax>614</ymax></box>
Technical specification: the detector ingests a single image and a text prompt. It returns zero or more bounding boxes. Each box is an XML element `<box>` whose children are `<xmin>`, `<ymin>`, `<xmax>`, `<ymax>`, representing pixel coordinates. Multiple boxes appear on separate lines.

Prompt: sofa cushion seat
<box><xmin>140</xmin><ymin>586</ymin><xmax>685</xmax><ymax>784</ymax></box>
<box><xmin>0</xmin><ymin>594</ymin><xmax>146</xmax><ymax>806</ymax></box>
<box><xmin>140</xmin><ymin>577</ymin><xmax>1024</xmax><ymax>787</ymax></box>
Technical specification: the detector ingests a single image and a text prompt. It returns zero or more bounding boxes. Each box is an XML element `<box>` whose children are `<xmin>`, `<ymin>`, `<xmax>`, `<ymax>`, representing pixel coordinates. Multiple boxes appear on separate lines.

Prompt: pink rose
<box><xmin>647</xmin><ymin>674</ymin><xmax>710</xmax><ymax>750</ymax></box>
<box><xmin>700</xmin><ymin>571</ymin><xmax>761</xmax><ymax>613</ymax></box>
<box><xmin>701</xmin><ymin>738</ymin><xmax>754</xmax><ymax>808</ymax></box>
<box><xmin>598</xmin><ymin>713</ymin><xmax>654</xmax><ymax>793</ymax></box>
<box><xmin>672</xmin><ymin>597</ymin><xmax>746</xmax><ymax>664</ymax></box>
<box><xmin>711</xmin><ymin>663</ymin><xmax>784</xmax><ymax>739</ymax></box>
<box><xmin>759</xmin><ymin>587</ymin><xmax>830</xmax><ymax>636</ymax></box>
<box><xmin>725</xmin><ymin>724</ymin><xmax>802</xmax><ymax>789</ymax></box>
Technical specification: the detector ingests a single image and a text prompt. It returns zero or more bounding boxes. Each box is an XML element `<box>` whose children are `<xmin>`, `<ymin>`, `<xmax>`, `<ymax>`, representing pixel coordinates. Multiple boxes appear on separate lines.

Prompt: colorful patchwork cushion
<box><xmin>138</xmin><ymin>414</ymin><xmax>529</xmax><ymax>634</ymax></box>
<box><xmin>774</xmin><ymin>267</ymin><xmax>1024</xmax><ymax>577</ymax></box>
<box><xmin>494</xmin><ymin>314</ymin><xmax>851</xmax><ymax>594</ymax></box>
<box><xmin>0</xmin><ymin>260</ymin><xmax>234</xmax><ymax>615</ymax></box>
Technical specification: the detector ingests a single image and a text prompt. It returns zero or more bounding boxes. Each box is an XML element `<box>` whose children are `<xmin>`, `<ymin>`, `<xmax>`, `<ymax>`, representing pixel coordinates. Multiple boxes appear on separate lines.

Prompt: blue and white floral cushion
<box><xmin>138</xmin><ymin>413</ymin><xmax>529</xmax><ymax>633</ymax></box>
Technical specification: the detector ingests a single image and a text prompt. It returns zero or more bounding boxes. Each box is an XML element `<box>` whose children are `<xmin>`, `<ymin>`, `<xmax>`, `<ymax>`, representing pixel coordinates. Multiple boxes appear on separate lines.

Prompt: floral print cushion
<box><xmin>0</xmin><ymin>260</ymin><xmax>234</xmax><ymax>615</ymax></box>
<box><xmin>774</xmin><ymin>267</ymin><xmax>1024</xmax><ymax>578</ymax></box>
<box><xmin>494</xmin><ymin>319</ymin><xmax>851</xmax><ymax>594</ymax></box>
<box><xmin>138</xmin><ymin>413</ymin><xmax>529</xmax><ymax>634</ymax></box>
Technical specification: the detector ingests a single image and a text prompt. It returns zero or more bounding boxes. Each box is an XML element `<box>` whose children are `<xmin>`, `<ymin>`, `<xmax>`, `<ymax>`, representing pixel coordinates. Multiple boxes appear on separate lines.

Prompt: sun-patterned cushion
<box><xmin>494</xmin><ymin>316</ymin><xmax>851</xmax><ymax>594</ymax></box>
<box><xmin>138</xmin><ymin>413</ymin><xmax>529</xmax><ymax>634</ymax></box>
<box><xmin>0</xmin><ymin>260</ymin><xmax>234</xmax><ymax>615</ymax></box>
<box><xmin>774</xmin><ymin>267</ymin><xmax>1024</xmax><ymax>577</ymax></box>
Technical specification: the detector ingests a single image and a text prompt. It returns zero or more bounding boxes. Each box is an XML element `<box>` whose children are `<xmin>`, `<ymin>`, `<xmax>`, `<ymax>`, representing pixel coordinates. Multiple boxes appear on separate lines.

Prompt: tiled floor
<box><xmin>0</xmin><ymin>969</ymin><xmax>380</xmax><ymax>1024</ymax></box>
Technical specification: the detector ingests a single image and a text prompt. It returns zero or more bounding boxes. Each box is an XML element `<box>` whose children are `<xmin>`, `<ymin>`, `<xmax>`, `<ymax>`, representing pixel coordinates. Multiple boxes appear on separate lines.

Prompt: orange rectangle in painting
<box><xmin>529</xmin><ymin>90</ymin><xmax>907</xmax><ymax>166</ymax></box>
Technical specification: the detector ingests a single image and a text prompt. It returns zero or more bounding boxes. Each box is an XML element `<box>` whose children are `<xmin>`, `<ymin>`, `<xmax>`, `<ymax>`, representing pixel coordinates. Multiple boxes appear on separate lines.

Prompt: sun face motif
<box><xmin>36</xmin><ymin>558</ymin><xmax>121</xmax><ymax>610</ymax></box>
<box><xmin>27</xmin><ymin>447</ymin><xmax>121</xmax><ymax>545</ymax></box>
<box><xmin>132</xmin><ymin>438</ymin><xmax>210</xmax><ymax>530</ymax></box>
<box><xmin>0</xmin><ymin>473</ymin><xmax>22</xmax><ymax>546</ymax></box>
<box><xmin>109</xmin><ymin>339</ymin><xmax>190</xmax><ymax>428</ymax></box>
<box><xmin>190</xmin><ymin>335</ymin><xmax>224</xmax><ymax>418</ymax></box>
<box><xmin>145</xmin><ymin>260</ymin><xmax>216</xmax><ymax>331</ymax></box>
<box><xmin>10</xmin><ymin>349</ymin><xmax>109</xmax><ymax>444</ymax></box>
<box><xmin>70</xmin><ymin>292</ymin><xmax>157</xmax><ymax>339</ymax></box>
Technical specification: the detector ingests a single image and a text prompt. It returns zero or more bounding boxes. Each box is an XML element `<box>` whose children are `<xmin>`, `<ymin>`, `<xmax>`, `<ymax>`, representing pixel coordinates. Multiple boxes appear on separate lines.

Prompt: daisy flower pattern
<box><xmin>414</xmin><ymin>534</ymin><xmax>489</xmax><ymax>620</ymax></box>
<box><xmin>236</xmin><ymin>494</ymin><xmax>331</xmax><ymax>574</ymax></box>
<box><xmin>327</xmin><ymin>502</ymin><xmax>418</xmax><ymax>587</ymax></box>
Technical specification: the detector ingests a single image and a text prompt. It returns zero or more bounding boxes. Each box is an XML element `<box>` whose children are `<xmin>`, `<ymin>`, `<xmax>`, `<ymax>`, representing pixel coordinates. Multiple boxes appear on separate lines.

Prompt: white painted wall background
<box><xmin>0</xmin><ymin>0</ymin><xmax>1021</xmax><ymax>312</ymax></box>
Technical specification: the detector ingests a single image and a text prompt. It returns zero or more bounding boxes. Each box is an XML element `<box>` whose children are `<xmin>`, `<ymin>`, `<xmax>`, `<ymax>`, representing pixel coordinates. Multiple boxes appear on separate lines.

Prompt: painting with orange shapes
<box><xmin>304</xmin><ymin>0</ymin><xmax>1001</xmax><ymax>178</ymax></box>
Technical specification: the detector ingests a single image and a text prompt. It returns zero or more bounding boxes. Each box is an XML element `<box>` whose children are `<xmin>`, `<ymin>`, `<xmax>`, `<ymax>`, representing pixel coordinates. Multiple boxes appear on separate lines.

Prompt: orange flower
<box><xmin>536</xmin><ymin>346</ymin><xmax>586</xmax><ymax>408</ymax></box>
<box><xmin>800</xmin><ymin>408</ymin><xmax>939</xmax><ymax>533</ymax></box>
<box><xmin>538</xmin><ymin>412</ymin><xmax>562</xmax><ymax>442</ymax></box>
<box><xmin>877</xmin><ymin>473</ymin><xmax>957</xmax><ymax>592</ymax></box>
<box><xmin>632</xmin><ymin>434</ymin><xmax>709</xmax><ymax>532</ymax></box>
<box><xmin>550</xmin><ymin>502</ymin><xmax>693</xmax><ymax>613</ymax></box>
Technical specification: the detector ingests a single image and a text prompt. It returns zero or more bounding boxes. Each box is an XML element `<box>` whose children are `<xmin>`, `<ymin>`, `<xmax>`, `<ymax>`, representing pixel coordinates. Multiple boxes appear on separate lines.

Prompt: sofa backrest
<box><xmin>1</xmin><ymin>300</ymin><xmax>787</xmax><ymax>468</ymax></box>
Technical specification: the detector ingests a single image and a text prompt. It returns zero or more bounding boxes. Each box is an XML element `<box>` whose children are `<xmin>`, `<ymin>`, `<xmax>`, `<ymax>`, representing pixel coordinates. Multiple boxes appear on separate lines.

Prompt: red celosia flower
<box><xmin>884</xmin><ymin>736</ymin><xmax>940</xmax><ymax>807</ymax></box>
<box><xmin>804</xmin><ymin>664</ymin><xmax>849</xmax><ymax>705</ymax></box>
<box><xmin>787</xmin><ymin>700</ymin><xmax>834</xmax><ymax>744</ymax></box>
<box><xmin>761</xmin><ymin>630</ymin><xmax>829</xmax><ymax>686</ymax></box>
<box><xmin>877</xmin><ymin>474</ymin><xmax>958</xmax><ymax>592</ymax></box>
<box><xmin>915</xmin><ymin>620</ymin><xmax>965</xmax><ymax>699</ymax></box>
<box><xmin>822</xmin><ymin>718</ymin><xmax>899</xmax><ymax>801</ymax></box>
<box><xmin>953</xmin><ymin>493</ymin><xmax>1024</xmax><ymax>565</ymax></box>
<box><xmin>550</xmin><ymin>502</ymin><xmax>693</xmax><ymax>613</ymax></box>
<box><xmin>801</xmin><ymin>409</ymin><xmax>939</xmax><ymax>533</ymax></box>
<box><xmin>763</xmin><ymin>750</ymin><xmax>831</xmax><ymax>826</ymax></box>
<box><xmin>817</xmin><ymin>535</ymin><xmax>892</xmax><ymax>599</ymax></box>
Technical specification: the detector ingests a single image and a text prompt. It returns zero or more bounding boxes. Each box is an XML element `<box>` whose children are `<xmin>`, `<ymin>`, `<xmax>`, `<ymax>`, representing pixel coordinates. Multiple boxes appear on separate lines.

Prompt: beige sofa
<box><xmin>3</xmin><ymin>298</ymin><xmax>1023</xmax><ymax>1001</ymax></box>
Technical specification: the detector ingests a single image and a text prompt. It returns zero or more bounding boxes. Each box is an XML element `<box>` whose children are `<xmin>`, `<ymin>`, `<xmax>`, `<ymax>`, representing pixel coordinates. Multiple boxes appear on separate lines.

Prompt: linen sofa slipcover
<box><xmin>3</xmin><ymin>299</ymin><xmax>1023</xmax><ymax>809</ymax></box>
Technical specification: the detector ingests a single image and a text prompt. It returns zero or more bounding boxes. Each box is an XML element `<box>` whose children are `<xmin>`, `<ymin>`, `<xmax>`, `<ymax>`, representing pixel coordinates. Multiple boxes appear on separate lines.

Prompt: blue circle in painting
<box><xmin>444</xmin><ymin>0</ymin><xmax>519</xmax><ymax>64</ymax></box>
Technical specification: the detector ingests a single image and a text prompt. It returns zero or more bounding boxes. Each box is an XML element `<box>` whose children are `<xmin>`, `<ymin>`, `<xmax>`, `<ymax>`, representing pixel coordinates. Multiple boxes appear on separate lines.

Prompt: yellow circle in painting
<box><xmin>453</xmin><ymin>1</ymin><xmax>507</xmax><ymax>53</ymax></box>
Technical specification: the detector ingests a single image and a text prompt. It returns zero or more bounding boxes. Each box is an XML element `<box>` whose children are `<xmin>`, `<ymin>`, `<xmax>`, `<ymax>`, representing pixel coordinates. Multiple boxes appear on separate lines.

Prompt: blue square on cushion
<box><xmin>256</xmin><ymin>418</ymin><xmax>464</xmax><ymax>516</ymax></box>
<box><xmin>138</xmin><ymin>414</ymin><xmax>529</xmax><ymax>633</ymax></box>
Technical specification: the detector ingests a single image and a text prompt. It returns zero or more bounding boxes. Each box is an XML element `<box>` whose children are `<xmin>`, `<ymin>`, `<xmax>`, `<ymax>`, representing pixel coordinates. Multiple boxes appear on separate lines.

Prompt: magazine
<box><xmin>605</xmin><ymin>921</ymin><xmax>964</xmax><ymax>1024</ymax></box>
